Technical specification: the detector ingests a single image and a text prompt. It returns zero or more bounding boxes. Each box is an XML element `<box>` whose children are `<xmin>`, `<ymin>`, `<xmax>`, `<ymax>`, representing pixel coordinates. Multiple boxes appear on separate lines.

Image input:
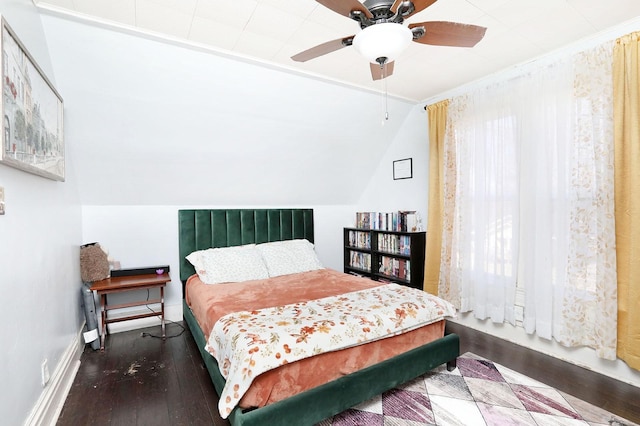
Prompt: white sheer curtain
<box><xmin>516</xmin><ymin>60</ymin><xmax>573</xmax><ymax>340</ymax></box>
<box><xmin>441</xmin><ymin>85</ymin><xmax>519</xmax><ymax>324</ymax></box>
<box><xmin>440</xmin><ymin>43</ymin><xmax>618</xmax><ymax>358</ymax></box>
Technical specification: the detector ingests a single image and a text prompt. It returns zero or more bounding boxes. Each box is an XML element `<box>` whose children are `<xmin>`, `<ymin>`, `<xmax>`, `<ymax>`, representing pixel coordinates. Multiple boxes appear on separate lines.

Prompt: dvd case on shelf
<box><xmin>355</xmin><ymin>211</ymin><xmax>420</xmax><ymax>232</ymax></box>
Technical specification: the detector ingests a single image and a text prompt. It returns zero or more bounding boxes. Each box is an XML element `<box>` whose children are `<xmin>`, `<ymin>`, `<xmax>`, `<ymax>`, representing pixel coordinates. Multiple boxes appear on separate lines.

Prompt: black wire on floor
<box><xmin>138</xmin><ymin>288</ymin><xmax>186</xmax><ymax>339</ymax></box>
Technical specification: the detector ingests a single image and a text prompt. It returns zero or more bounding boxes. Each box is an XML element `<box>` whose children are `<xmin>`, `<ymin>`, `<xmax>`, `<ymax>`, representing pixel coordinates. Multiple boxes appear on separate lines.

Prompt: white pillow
<box><xmin>256</xmin><ymin>239</ymin><xmax>324</xmax><ymax>277</ymax></box>
<box><xmin>186</xmin><ymin>244</ymin><xmax>269</xmax><ymax>284</ymax></box>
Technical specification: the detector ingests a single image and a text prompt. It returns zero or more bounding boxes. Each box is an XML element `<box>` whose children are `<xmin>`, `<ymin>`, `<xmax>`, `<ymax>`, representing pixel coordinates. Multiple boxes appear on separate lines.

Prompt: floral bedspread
<box><xmin>205</xmin><ymin>283</ymin><xmax>457</xmax><ymax>418</ymax></box>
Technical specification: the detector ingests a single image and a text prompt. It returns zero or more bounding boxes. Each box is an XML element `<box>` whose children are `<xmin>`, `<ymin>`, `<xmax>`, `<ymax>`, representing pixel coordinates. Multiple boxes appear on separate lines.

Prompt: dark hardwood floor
<box><xmin>57</xmin><ymin>321</ymin><xmax>640</xmax><ymax>425</ymax></box>
<box><xmin>57</xmin><ymin>321</ymin><xmax>225</xmax><ymax>426</ymax></box>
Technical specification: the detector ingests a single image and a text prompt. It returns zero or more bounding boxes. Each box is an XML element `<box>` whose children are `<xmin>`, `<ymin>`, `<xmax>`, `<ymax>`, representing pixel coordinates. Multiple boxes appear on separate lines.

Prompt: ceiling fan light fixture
<box><xmin>352</xmin><ymin>23</ymin><xmax>413</xmax><ymax>64</ymax></box>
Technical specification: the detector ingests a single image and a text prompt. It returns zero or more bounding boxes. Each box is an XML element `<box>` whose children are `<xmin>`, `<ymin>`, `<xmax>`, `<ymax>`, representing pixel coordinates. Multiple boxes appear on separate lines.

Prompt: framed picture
<box><xmin>393</xmin><ymin>158</ymin><xmax>412</xmax><ymax>180</ymax></box>
<box><xmin>0</xmin><ymin>17</ymin><xmax>64</xmax><ymax>181</ymax></box>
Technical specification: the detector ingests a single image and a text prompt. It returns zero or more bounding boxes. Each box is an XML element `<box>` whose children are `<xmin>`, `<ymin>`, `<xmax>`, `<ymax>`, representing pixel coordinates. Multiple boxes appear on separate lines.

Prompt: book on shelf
<box><xmin>378</xmin><ymin>256</ymin><xmax>411</xmax><ymax>281</ymax></box>
<box><xmin>349</xmin><ymin>251</ymin><xmax>371</xmax><ymax>272</ymax></box>
<box><xmin>355</xmin><ymin>211</ymin><xmax>420</xmax><ymax>232</ymax></box>
<box><xmin>347</xmin><ymin>230</ymin><xmax>371</xmax><ymax>249</ymax></box>
<box><xmin>377</xmin><ymin>233</ymin><xmax>411</xmax><ymax>255</ymax></box>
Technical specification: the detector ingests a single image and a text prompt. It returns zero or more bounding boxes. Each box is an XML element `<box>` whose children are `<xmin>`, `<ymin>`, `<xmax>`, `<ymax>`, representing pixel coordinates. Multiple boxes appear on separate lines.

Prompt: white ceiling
<box><xmin>34</xmin><ymin>0</ymin><xmax>640</xmax><ymax>102</ymax></box>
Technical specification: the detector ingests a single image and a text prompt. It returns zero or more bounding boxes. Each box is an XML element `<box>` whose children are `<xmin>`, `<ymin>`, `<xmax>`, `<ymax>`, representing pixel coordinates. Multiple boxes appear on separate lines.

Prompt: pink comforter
<box><xmin>186</xmin><ymin>268</ymin><xmax>448</xmax><ymax>409</ymax></box>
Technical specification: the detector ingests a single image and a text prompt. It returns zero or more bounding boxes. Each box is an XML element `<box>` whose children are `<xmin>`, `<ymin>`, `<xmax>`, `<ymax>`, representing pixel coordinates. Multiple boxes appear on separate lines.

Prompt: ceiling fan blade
<box><xmin>391</xmin><ymin>0</ymin><xmax>438</xmax><ymax>17</ymax></box>
<box><xmin>370</xmin><ymin>61</ymin><xmax>395</xmax><ymax>80</ymax></box>
<box><xmin>409</xmin><ymin>21</ymin><xmax>487</xmax><ymax>47</ymax></box>
<box><xmin>291</xmin><ymin>36</ymin><xmax>354</xmax><ymax>62</ymax></box>
<box><xmin>389</xmin><ymin>0</ymin><xmax>404</xmax><ymax>13</ymax></box>
<box><xmin>316</xmin><ymin>0</ymin><xmax>373</xmax><ymax>19</ymax></box>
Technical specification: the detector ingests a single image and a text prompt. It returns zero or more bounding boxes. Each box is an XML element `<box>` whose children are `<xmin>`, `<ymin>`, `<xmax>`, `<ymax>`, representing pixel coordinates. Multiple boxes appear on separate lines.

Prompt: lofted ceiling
<box><xmin>34</xmin><ymin>0</ymin><xmax>640</xmax><ymax>102</ymax></box>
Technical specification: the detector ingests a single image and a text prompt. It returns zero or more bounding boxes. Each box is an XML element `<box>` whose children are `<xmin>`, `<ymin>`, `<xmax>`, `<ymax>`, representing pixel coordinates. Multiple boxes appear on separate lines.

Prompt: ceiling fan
<box><xmin>291</xmin><ymin>0</ymin><xmax>487</xmax><ymax>80</ymax></box>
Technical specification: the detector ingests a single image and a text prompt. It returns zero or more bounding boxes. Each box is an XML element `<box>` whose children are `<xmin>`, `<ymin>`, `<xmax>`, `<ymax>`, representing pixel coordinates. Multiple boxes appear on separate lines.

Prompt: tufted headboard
<box><xmin>178</xmin><ymin>209</ymin><xmax>314</xmax><ymax>293</ymax></box>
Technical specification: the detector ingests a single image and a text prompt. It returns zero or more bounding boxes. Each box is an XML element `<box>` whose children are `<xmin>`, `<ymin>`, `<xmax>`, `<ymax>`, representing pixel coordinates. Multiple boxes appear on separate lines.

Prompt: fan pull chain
<box><xmin>384</xmin><ymin>76</ymin><xmax>389</xmax><ymax>121</ymax></box>
<box><xmin>380</xmin><ymin>60</ymin><xmax>389</xmax><ymax>125</ymax></box>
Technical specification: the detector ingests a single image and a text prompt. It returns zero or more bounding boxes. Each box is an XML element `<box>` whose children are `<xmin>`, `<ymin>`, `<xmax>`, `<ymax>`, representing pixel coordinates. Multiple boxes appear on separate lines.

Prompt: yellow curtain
<box><xmin>613</xmin><ymin>32</ymin><xmax>640</xmax><ymax>370</ymax></box>
<box><xmin>423</xmin><ymin>100</ymin><xmax>449</xmax><ymax>295</ymax></box>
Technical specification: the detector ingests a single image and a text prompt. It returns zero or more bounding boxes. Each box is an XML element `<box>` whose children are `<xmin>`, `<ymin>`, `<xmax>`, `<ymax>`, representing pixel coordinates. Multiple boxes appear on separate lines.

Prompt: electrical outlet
<box><xmin>41</xmin><ymin>359</ymin><xmax>50</xmax><ymax>387</ymax></box>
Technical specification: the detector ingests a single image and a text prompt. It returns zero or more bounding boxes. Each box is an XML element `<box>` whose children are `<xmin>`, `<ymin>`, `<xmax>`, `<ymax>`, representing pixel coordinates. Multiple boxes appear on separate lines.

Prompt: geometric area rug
<box><xmin>317</xmin><ymin>352</ymin><xmax>638</xmax><ymax>426</ymax></box>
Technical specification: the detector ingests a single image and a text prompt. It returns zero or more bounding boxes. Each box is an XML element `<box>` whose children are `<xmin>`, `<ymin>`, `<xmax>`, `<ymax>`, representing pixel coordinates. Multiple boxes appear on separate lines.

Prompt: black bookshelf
<box><xmin>343</xmin><ymin>227</ymin><xmax>426</xmax><ymax>290</ymax></box>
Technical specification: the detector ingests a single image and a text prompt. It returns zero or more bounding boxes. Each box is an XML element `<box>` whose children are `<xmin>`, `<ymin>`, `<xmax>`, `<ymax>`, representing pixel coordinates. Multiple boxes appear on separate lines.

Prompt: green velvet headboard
<box><xmin>178</xmin><ymin>209</ymin><xmax>314</xmax><ymax>290</ymax></box>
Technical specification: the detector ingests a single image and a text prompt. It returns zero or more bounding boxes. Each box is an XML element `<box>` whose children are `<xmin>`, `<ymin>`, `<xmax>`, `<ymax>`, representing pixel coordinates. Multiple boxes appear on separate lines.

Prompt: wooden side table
<box><xmin>91</xmin><ymin>272</ymin><xmax>171</xmax><ymax>351</ymax></box>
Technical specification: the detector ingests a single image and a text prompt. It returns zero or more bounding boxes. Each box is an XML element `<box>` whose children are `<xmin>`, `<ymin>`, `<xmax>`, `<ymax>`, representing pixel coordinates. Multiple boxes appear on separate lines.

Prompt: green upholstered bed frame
<box><xmin>178</xmin><ymin>208</ymin><xmax>459</xmax><ymax>426</ymax></box>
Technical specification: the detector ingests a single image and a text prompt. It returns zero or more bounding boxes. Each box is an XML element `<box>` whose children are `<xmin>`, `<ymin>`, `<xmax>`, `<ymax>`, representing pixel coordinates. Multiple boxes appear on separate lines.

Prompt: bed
<box><xmin>179</xmin><ymin>208</ymin><xmax>459</xmax><ymax>426</ymax></box>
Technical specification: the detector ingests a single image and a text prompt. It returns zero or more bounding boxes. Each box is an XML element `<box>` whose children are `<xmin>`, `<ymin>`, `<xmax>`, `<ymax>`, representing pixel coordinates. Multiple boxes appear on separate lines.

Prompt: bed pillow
<box><xmin>186</xmin><ymin>244</ymin><xmax>269</xmax><ymax>284</ymax></box>
<box><xmin>256</xmin><ymin>239</ymin><xmax>324</xmax><ymax>277</ymax></box>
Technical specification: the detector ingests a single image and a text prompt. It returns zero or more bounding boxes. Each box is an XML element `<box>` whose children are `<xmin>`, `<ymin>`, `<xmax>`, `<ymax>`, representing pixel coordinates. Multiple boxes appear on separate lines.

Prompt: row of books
<box><xmin>378</xmin><ymin>256</ymin><xmax>411</xmax><ymax>281</ymax></box>
<box><xmin>347</xmin><ymin>230</ymin><xmax>371</xmax><ymax>249</ymax></box>
<box><xmin>355</xmin><ymin>211</ymin><xmax>419</xmax><ymax>232</ymax></box>
<box><xmin>348</xmin><ymin>251</ymin><xmax>371</xmax><ymax>271</ymax></box>
<box><xmin>377</xmin><ymin>234</ymin><xmax>411</xmax><ymax>255</ymax></box>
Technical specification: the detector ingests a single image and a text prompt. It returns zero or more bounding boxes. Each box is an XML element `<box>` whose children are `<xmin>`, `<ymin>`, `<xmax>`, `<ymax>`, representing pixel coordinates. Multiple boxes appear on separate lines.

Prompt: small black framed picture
<box><xmin>393</xmin><ymin>158</ymin><xmax>412</xmax><ymax>180</ymax></box>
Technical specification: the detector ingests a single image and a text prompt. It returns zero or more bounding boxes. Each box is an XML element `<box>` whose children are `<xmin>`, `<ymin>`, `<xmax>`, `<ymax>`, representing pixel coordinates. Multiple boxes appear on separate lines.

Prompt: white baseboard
<box><xmin>23</xmin><ymin>325</ymin><xmax>85</xmax><ymax>426</ymax></box>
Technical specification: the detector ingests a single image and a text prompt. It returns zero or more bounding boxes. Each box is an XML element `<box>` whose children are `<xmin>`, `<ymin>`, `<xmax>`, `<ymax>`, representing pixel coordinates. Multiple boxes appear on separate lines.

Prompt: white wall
<box><xmin>357</xmin><ymin>104</ymin><xmax>429</xmax><ymax>225</ymax></box>
<box><xmin>0</xmin><ymin>1</ymin><xmax>84</xmax><ymax>425</ymax></box>
<box><xmin>39</xmin><ymin>13</ymin><xmax>415</xmax><ymax>207</ymax></box>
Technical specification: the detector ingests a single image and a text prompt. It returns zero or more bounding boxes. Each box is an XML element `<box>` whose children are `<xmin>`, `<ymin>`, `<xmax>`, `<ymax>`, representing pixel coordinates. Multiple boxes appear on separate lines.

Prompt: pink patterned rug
<box><xmin>317</xmin><ymin>352</ymin><xmax>637</xmax><ymax>426</ymax></box>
